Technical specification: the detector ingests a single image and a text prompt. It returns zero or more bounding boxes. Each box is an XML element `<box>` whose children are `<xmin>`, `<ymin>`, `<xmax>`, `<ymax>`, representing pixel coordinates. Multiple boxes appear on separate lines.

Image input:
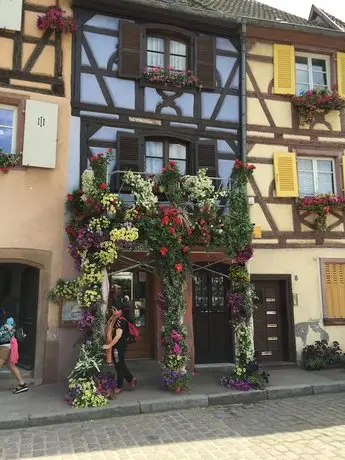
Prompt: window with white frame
<box><xmin>146</xmin><ymin>36</ymin><xmax>187</xmax><ymax>71</ymax></box>
<box><xmin>295</xmin><ymin>53</ymin><xmax>330</xmax><ymax>95</ymax></box>
<box><xmin>0</xmin><ymin>104</ymin><xmax>17</xmax><ymax>153</ymax></box>
<box><xmin>297</xmin><ymin>157</ymin><xmax>335</xmax><ymax>196</ymax></box>
<box><xmin>145</xmin><ymin>140</ymin><xmax>187</xmax><ymax>175</ymax></box>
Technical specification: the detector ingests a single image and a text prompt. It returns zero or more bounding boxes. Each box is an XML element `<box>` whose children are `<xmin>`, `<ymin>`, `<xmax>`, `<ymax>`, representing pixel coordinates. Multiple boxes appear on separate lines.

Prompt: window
<box><xmin>147</xmin><ymin>36</ymin><xmax>187</xmax><ymax>71</ymax></box>
<box><xmin>321</xmin><ymin>260</ymin><xmax>345</xmax><ymax>325</ymax></box>
<box><xmin>145</xmin><ymin>140</ymin><xmax>187</xmax><ymax>175</ymax></box>
<box><xmin>295</xmin><ymin>53</ymin><xmax>330</xmax><ymax>95</ymax></box>
<box><xmin>297</xmin><ymin>158</ymin><xmax>335</xmax><ymax>196</ymax></box>
<box><xmin>0</xmin><ymin>104</ymin><xmax>17</xmax><ymax>153</ymax></box>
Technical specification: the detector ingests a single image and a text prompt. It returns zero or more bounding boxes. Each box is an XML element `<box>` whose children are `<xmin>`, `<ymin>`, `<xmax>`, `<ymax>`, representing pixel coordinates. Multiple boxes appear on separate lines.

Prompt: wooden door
<box><xmin>18</xmin><ymin>266</ymin><xmax>39</xmax><ymax>370</ymax></box>
<box><xmin>253</xmin><ymin>280</ymin><xmax>286</xmax><ymax>362</ymax></box>
<box><xmin>193</xmin><ymin>266</ymin><xmax>233</xmax><ymax>364</ymax></box>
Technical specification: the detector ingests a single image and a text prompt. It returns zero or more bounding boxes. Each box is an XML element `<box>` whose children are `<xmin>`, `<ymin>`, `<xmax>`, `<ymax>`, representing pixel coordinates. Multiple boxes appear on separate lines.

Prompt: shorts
<box><xmin>0</xmin><ymin>346</ymin><xmax>10</xmax><ymax>361</ymax></box>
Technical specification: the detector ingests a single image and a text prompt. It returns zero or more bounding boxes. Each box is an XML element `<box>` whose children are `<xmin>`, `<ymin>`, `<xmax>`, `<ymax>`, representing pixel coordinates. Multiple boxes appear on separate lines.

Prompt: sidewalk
<box><xmin>1</xmin><ymin>367</ymin><xmax>345</xmax><ymax>430</ymax></box>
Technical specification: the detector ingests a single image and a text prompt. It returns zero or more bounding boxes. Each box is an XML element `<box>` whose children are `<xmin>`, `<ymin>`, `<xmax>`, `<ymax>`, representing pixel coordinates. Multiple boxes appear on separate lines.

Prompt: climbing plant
<box><xmin>50</xmin><ymin>153</ymin><xmax>264</xmax><ymax>407</ymax></box>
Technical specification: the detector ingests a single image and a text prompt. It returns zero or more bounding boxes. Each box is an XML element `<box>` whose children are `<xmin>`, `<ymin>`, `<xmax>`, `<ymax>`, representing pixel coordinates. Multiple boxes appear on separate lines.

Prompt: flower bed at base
<box><xmin>49</xmin><ymin>152</ymin><xmax>268</xmax><ymax>406</ymax></box>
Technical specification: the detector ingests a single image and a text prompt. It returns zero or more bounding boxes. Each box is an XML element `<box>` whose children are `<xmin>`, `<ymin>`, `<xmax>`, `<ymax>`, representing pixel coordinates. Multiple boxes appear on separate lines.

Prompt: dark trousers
<box><xmin>112</xmin><ymin>346</ymin><xmax>133</xmax><ymax>388</ymax></box>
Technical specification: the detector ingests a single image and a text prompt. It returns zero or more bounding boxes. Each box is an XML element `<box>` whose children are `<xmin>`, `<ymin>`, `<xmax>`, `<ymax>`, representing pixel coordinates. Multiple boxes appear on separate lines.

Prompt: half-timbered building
<box><xmin>0</xmin><ymin>0</ymin><xmax>72</xmax><ymax>385</ymax></box>
<box><xmin>63</xmin><ymin>0</ymin><xmax>243</xmax><ymax>374</ymax></box>
<box><xmin>245</xmin><ymin>5</ymin><xmax>345</xmax><ymax>363</ymax></box>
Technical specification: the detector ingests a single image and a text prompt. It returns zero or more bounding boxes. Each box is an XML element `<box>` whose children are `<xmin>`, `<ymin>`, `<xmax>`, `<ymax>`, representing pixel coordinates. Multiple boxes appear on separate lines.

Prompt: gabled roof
<box><xmin>308</xmin><ymin>5</ymin><xmax>345</xmax><ymax>32</ymax></box>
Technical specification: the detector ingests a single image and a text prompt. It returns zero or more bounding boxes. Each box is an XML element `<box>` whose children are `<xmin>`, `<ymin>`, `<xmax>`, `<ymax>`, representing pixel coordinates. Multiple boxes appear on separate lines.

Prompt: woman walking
<box><xmin>103</xmin><ymin>307</ymin><xmax>136</xmax><ymax>395</ymax></box>
<box><xmin>0</xmin><ymin>307</ymin><xmax>28</xmax><ymax>394</ymax></box>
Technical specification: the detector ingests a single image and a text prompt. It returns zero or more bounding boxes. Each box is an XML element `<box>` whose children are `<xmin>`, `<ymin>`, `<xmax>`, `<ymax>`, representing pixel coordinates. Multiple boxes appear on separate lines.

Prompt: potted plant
<box><xmin>37</xmin><ymin>6</ymin><xmax>76</xmax><ymax>33</ymax></box>
<box><xmin>297</xmin><ymin>194</ymin><xmax>345</xmax><ymax>231</ymax></box>
<box><xmin>142</xmin><ymin>66</ymin><xmax>202</xmax><ymax>90</ymax></box>
<box><xmin>0</xmin><ymin>149</ymin><xmax>19</xmax><ymax>174</ymax></box>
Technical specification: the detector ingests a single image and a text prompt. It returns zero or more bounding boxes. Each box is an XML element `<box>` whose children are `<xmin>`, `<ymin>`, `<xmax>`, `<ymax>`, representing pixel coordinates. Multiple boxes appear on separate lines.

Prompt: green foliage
<box><xmin>302</xmin><ymin>340</ymin><xmax>343</xmax><ymax>370</ymax></box>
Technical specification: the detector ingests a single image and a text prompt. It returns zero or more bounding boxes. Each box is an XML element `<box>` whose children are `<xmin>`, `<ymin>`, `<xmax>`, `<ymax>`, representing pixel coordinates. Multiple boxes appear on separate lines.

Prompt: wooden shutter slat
<box><xmin>118</xmin><ymin>21</ymin><xmax>142</xmax><ymax>79</ymax></box>
<box><xmin>337</xmin><ymin>52</ymin><xmax>345</xmax><ymax>98</ymax></box>
<box><xmin>195</xmin><ymin>140</ymin><xmax>217</xmax><ymax>179</ymax></box>
<box><xmin>115</xmin><ymin>133</ymin><xmax>143</xmax><ymax>191</ymax></box>
<box><xmin>324</xmin><ymin>263</ymin><xmax>345</xmax><ymax>319</ymax></box>
<box><xmin>273</xmin><ymin>152</ymin><xmax>298</xmax><ymax>197</ymax></box>
<box><xmin>195</xmin><ymin>36</ymin><xmax>215</xmax><ymax>89</ymax></box>
<box><xmin>273</xmin><ymin>44</ymin><xmax>295</xmax><ymax>95</ymax></box>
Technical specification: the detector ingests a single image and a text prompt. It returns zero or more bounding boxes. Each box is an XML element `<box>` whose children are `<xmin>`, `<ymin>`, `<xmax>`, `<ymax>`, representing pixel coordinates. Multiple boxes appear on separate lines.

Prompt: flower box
<box><xmin>37</xmin><ymin>6</ymin><xmax>76</xmax><ymax>33</ymax></box>
<box><xmin>142</xmin><ymin>66</ymin><xmax>202</xmax><ymax>90</ymax></box>
<box><xmin>0</xmin><ymin>150</ymin><xmax>19</xmax><ymax>174</ymax></box>
<box><xmin>291</xmin><ymin>88</ymin><xmax>345</xmax><ymax>125</ymax></box>
<box><xmin>297</xmin><ymin>194</ymin><xmax>345</xmax><ymax>231</ymax></box>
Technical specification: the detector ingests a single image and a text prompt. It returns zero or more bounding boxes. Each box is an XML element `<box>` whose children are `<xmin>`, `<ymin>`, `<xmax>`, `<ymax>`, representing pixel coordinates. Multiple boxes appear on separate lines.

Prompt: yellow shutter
<box><xmin>273</xmin><ymin>44</ymin><xmax>296</xmax><ymax>95</ymax></box>
<box><xmin>337</xmin><ymin>52</ymin><xmax>345</xmax><ymax>98</ymax></box>
<box><xmin>273</xmin><ymin>152</ymin><xmax>298</xmax><ymax>197</ymax></box>
<box><xmin>324</xmin><ymin>263</ymin><xmax>345</xmax><ymax>318</ymax></box>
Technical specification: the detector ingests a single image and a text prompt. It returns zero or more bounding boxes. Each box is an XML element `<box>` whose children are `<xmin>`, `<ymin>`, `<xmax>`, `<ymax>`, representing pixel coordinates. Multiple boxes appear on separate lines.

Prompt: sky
<box><xmin>261</xmin><ymin>0</ymin><xmax>345</xmax><ymax>21</ymax></box>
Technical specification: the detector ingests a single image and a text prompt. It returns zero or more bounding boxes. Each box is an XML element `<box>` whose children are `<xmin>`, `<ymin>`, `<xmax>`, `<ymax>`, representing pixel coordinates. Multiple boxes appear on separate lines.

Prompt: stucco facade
<box><xmin>0</xmin><ymin>0</ymin><xmax>72</xmax><ymax>384</ymax></box>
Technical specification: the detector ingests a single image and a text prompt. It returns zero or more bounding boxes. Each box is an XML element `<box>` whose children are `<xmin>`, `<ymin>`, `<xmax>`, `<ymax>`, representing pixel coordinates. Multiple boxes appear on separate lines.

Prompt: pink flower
<box><xmin>173</xmin><ymin>343</ymin><xmax>182</xmax><ymax>354</ymax></box>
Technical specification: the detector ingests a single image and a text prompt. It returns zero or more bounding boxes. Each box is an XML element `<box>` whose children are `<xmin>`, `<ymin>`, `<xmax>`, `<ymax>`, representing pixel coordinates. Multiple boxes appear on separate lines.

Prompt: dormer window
<box><xmin>147</xmin><ymin>36</ymin><xmax>187</xmax><ymax>71</ymax></box>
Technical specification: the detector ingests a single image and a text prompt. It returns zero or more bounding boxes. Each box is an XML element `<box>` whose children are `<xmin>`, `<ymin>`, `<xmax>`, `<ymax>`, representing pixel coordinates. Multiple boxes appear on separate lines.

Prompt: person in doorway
<box><xmin>0</xmin><ymin>307</ymin><xmax>28</xmax><ymax>394</ymax></box>
<box><xmin>103</xmin><ymin>307</ymin><xmax>136</xmax><ymax>395</ymax></box>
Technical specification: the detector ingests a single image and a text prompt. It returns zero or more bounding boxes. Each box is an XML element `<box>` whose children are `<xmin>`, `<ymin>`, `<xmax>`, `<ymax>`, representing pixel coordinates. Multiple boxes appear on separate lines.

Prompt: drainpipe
<box><xmin>240</xmin><ymin>21</ymin><xmax>247</xmax><ymax>163</ymax></box>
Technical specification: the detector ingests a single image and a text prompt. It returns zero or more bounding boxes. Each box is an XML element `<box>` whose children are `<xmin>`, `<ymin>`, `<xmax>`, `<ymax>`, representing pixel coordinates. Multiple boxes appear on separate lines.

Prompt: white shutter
<box><xmin>22</xmin><ymin>100</ymin><xmax>58</xmax><ymax>169</ymax></box>
<box><xmin>0</xmin><ymin>0</ymin><xmax>23</xmax><ymax>31</ymax></box>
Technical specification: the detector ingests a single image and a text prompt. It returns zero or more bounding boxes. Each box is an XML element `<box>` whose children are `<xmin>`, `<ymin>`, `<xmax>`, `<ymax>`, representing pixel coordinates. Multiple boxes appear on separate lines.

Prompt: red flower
<box><xmin>323</xmin><ymin>206</ymin><xmax>330</xmax><ymax>214</ymax></box>
<box><xmin>0</xmin><ymin>167</ymin><xmax>9</xmax><ymax>174</ymax></box>
<box><xmin>169</xmin><ymin>226</ymin><xmax>176</xmax><ymax>234</ymax></box>
<box><xmin>175</xmin><ymin>263</ymin><xmax>183</xmax><ymax>272</ymax></box>
<box><xmin>99</xmin><ymin>183</ymin><xmax>107</xmax><ymax>190</ymax></box>
<box><xmin>161</xmin><ymin>215</ymin><xmax>169</xmax><ymax>225</ymax></box>
<box><xmin>246</xmin><ymin>164</ymin><xmax>256</xmax><ymax>170</ymax></box>
<box><xmin>162</xmin><ymin>167</ymin><xmax>167</xmax><ymax>173</ymax></box>
<box><xmin>89</xmin><ymin>156</ymin><xmax>96</xmax><ymax>162</ymax></box>
<box><xmin>169</xmin><ymin>160</ymin><xmax>176</xmax><ymax>167</ymax></box>
<box><xmin>173</xmin><ymin>217</ymin><xmax>182</xmax><ymax>225</ymax></box>
<box><xmin>183</xmin><ymin>245</ymin><xmax>189</xmax><ymax>253</ymax></box>
<box><xmin>97</xmin><ymin>152</ymin><xmax>103</xmax><ymax>158</ymax></box>
<box><xmin>199</xmin><ymin>219</ymin><xmax>205</xmax><ymax>226</ymax></box>
<box><xmin>160</xmin><ymin>247</ymin><xmax>168</xmax><ymax>256</ymax></box>
<box><xmin>187</xmin><ymin>227</ymin><xmax>193</xmax><ymax>235</ymax></box>
<box><xmin>67</xmin><ymin>193</ymin><xmax>73</xmax><ymax>201</ymax></box>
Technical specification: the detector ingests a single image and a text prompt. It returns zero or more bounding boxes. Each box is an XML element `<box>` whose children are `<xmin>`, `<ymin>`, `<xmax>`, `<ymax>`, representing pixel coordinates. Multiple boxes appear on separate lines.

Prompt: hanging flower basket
<box><xmin>0</xmin><ymin>149</ymin><xmax>19</xmax><ymax>174</ymax></box>
<box><xmin>142</xmin><ymin>66</ymin><xmax>202</xmax><ymax>90</ymax></box>
<box><xmin>297</xmin><ymin>194</ymin><xmax>345</xmax><ymax>232</ymax></box>
<box><xmin>37</xmin><ymin>6</ymin><xmax>76</xmax><ymax>33</ymax></box>
<box><xmin>291</xmin><ymin>88</ymin><xmax>345</xmax><ymax>125</ymax></box>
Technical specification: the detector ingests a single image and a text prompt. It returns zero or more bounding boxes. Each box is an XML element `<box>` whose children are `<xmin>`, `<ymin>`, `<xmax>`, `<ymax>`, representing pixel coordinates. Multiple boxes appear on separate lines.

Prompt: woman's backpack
<box><xmin>120</xmin><ymin>317</ymin><xmax>139</xmax><ymax>344</ymax></box>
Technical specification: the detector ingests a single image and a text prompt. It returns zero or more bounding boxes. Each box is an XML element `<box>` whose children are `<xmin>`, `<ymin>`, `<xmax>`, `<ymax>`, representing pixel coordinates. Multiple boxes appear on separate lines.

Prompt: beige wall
<box><xmin>0</xmin><ymin>0</ymin><xmax>72</xmax><ymax>382</ymax></box>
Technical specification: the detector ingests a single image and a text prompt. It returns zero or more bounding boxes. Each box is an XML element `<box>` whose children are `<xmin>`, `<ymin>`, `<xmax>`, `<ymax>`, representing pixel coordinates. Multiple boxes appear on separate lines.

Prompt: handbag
<box><xmin>15</xmin><ymin>328</ymin><xmax>26</xmax><ymax>343</ymax></box>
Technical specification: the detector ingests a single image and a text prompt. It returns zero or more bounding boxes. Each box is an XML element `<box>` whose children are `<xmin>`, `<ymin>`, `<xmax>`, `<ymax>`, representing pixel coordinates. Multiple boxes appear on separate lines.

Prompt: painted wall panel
<box><xmin>85</xmin><ymin>14</ymin><xmax>119</xmax><ymax>30</ymax></box>
<box><xmin>81</xmin><ymin>46</ymin><xmax>91</xmax><ymax>67</ymax></box>
<box><xmin>176</xmin><ymin>93</ymin><xmax>194</xmax><ymax>117</ymax></box>
<box><xmin>201</xmin><ymin>93</ymin><xmax>219</xmax><ymax>119</ymax></box>
<box><xmin>90</xmin><ymin>127</ymin><xmax>118</xmax><ymax>141</ymax></box>
<box><xmin>144</xmin><ymin>87</ymin><xmax>161</xmax><ymax>112</ymax></box>
<box><xmin>216</xmin><ymin>55</ymin><xmax>237</xmax><ymax>87</ymax></box>
<box><xmin>104</xmin><ymin>77</ymin><xmax>135</xmax><ymax>109</ymax></box>
<box><xmin>67</xmin><ymin>117</ymin><xmax>81</xmax><ymax>193</ymax></box>
<box><xmin>80</xmin><ymin>74</ymin><xmax>107</xmax><ymax>105</ymax></box>
<box><xmin>217</xmin><ymin>95</ymin><xmax>239</xmax><ymax>122</ymax></box>
<box><xmin>219</xmin><ymin>159</ymin><xmax>234</xmax><ymax>186</ymax></box>
<box><xmin>217</xmin><ymin>140</ymin><xmax>234</xmax><ymax>154</ymax></box>
<box><xmin>216</xmin><ymin>37</ymin><xmax>237</xmax><ymax>53</ymax></box>
<box><xmin>84</xmin><ymin>32</ymin><xmax>118</xmax><ymax>69</ymax></box>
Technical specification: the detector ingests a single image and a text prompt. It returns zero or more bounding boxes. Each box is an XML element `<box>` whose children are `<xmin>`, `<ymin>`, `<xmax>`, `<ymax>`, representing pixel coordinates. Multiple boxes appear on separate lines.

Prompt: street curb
<box><xmin>2</xmin><ymin>381</ymin><xmax>345</xmax><ymax>430</ymax></box>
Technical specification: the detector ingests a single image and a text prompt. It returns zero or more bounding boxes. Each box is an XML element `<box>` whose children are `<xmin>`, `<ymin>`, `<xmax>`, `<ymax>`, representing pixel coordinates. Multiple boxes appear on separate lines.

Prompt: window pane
<box><xmin>169</xmin><ymin>143</ymin><xmax>186</xmax><ymax>160</ymax></box>
<box><xmin>312</xmin><ymin>72</ymin><xmax>327</xmax><ymax>87</ymax></box>
<box><xmin>147</xmin><ymin>37</ymin><xmax>164</xmax><ymax>52</ymax></box>
<box><xmin>174</xmin><ymin>160</ymin><xmax>186</xmax><ymax>175</ymax></box>
<box><xmin>0</xmin><ymin>108</ymin><xmax>14</xmax><ymax>127</ymax></box>
<box><xmin>317</xmin><ymin>160</ymin><xmax>333</xmax><ymax>173</ymax></box>
<box><xmin>146</xmin><ymin>141</ymin><xmax>163</xmax><ymax>158</ymax></box>
<box><xmin>296</xmin><ymin>70</ymin><xmax>309</xmax><ymax>85</ymax></box>
<box><xmin>145</xmin><ymin>158</ymin><xmax>163</xmax><ymax>174</ymax></box>
<box><xmin>0</xmin><ymin>127</ymin><xmax>13</xmax><ymax>152</ymax></box>
<box><xmin>317</xmin><ymin>173</ymin><xmax>334</xmax><ymax>194</ymax></box>
<box><xmin>170</xmin><ymin>40</ymin><xmax>186</xmax><ymax>56</ymax></box>
<box><xmin>169</xmin><ymin>55</ymin><xmax>186</xmax><ymax>71</ymax></box>
<box><xmin>312</xmin><ymin>59</ymin><xmax>327</xmax><ymax>73</ymax></box>
<box><xmin>147</xmin><ymin>51</ymin><xmax>164</xmax><ymax>68</ymax></box>
<box><xmin>296</xmin><ymin>56</ymin><xmax>308</xmax><ymax>70</ymax></box>
<box><xmin>298</xmin><ymin>171</ymin><xmax>315</xmax><ymax>196</ymax></box>
<box><xmin>296</xmin><ymin>83</ymin><xmax>309</xmax><ymax>95</ymax></box>
<box><xmin>298</xmin><ymin>159</ymin><xmax>313</xmax><ymax>171</ymax></box>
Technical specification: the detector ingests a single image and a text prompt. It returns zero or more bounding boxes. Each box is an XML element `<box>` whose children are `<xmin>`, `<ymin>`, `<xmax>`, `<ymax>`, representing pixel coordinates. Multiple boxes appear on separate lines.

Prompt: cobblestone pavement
<box><xmin>1</xmin><ymin>393</ymin><xmax>345</xmax><ymax>460</ymax></box>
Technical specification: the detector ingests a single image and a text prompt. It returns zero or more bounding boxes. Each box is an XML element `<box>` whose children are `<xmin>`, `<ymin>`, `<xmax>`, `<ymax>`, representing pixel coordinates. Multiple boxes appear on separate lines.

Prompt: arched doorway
<box><xmin>192</xmin><ymin>264</ymin><xmax>233</xmax><ymax>364</ymax></box>
<box><xmin>0</xmin><ymin>263</ymin><xmax>39</xmax><ymax>370</ymax></box>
